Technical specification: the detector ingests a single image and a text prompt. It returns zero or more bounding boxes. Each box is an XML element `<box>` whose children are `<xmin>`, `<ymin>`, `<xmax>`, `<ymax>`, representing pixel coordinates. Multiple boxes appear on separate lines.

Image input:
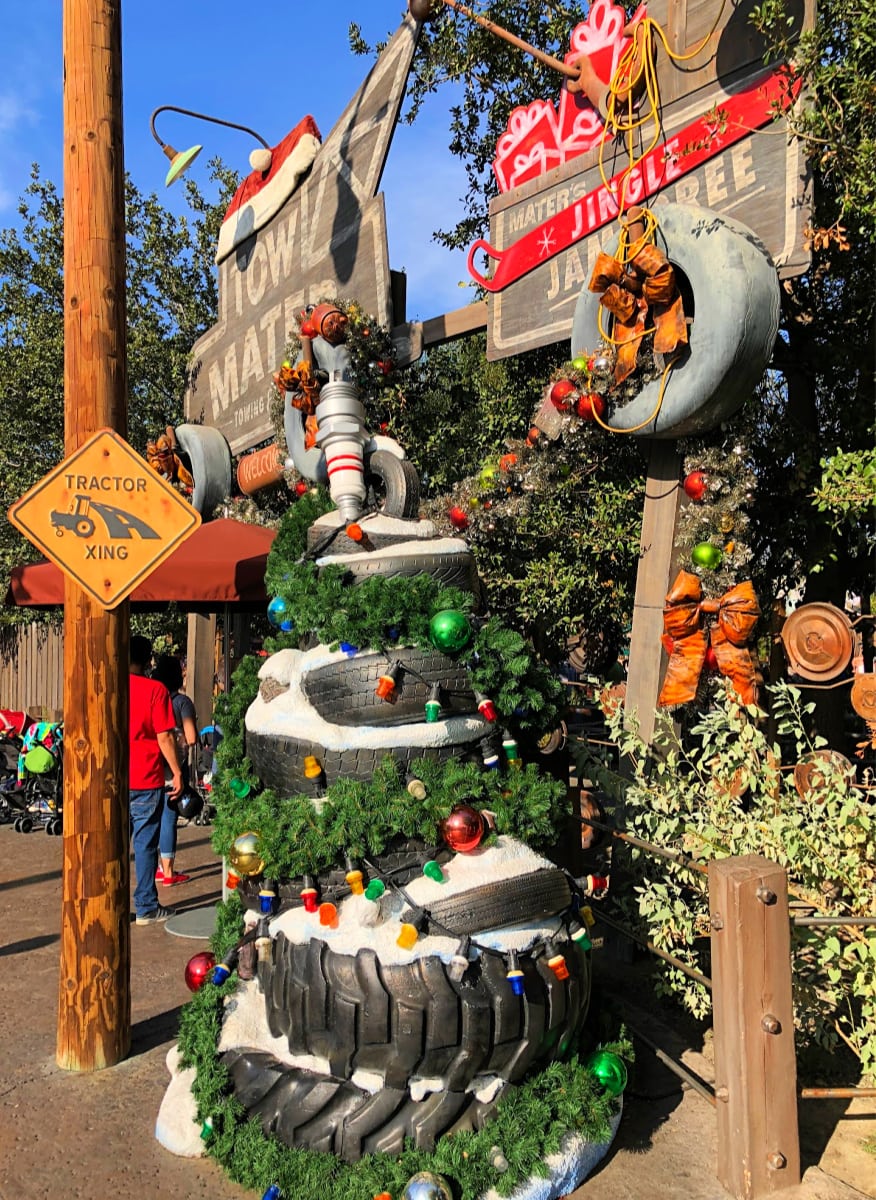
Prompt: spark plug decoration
<box><xmin>315</xmin><ymin>378</ymin><xmax>370</xmax><ymax>523</ymax></box>
<box><xmin>281</xmin><ymin>317</ymin><xmax>418</xmax><ymax>522</ymax></box>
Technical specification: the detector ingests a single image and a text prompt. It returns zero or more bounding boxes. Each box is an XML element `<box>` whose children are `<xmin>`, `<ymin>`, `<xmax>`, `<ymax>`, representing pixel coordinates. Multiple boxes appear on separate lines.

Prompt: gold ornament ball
<box><xmin>229</xmin><ymin>831</ymin><xmax>264</xmax><ymax>877</ymax></box>
<box><xmin>719</xmin><ymin>514</ymin><xmax>735</xmax><ymax>533</ymax></box>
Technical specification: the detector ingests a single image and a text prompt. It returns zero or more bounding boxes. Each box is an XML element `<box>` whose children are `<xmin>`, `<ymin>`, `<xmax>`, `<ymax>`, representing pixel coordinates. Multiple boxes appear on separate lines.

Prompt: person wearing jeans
<box><xmin>129</xmin><ymin>635</ymin><xmax>183</xmax><ymax>925</ymax></box>
<box><xmin>152</xmin><ymin>654</ymin><xmax>198</xmax><ymax>887</ymax></box>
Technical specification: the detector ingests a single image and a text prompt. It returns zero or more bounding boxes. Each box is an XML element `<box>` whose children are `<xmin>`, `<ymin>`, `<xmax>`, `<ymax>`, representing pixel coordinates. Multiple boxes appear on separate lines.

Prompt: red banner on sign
<box><xmin>468</xmin><ymin>68</ymin><xmax>797</xmax><ymax>293</ymax></box>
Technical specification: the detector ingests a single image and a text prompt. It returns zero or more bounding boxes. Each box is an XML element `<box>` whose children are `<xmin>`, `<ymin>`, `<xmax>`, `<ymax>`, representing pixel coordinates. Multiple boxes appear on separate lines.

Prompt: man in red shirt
<box><xmin>129</xmin><ymin>635</ymin><xmax>183</xmax><ymax>924</ymax></box>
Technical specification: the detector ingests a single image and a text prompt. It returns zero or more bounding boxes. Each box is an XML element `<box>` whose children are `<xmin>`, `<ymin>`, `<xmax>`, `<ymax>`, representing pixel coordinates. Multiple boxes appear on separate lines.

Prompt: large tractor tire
<box><xmin>222</xmin><ymin>928</ymin><xmax>590</xmax><ymax>1159</ymax></box>
<box><xmin>246</xmin><ymin>729</ymin><xmax>473</xmax><ymax>794</ymax></box>
<box><xmin>571</xmin><ymin>203</ymin><xmax>781</xmax><ymax>438</ymax></box>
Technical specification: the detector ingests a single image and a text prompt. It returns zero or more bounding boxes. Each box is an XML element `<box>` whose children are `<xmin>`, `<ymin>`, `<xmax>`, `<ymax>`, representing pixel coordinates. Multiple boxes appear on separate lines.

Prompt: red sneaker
<box><xmin>161</xmin><ymin>872</ymin><xmax>191</xmax><ymax>886</ymax></box>
<box><xmin>155</xmin><ymin>869</ymin><xmax>165</xmax><ymax>882</ymax></box>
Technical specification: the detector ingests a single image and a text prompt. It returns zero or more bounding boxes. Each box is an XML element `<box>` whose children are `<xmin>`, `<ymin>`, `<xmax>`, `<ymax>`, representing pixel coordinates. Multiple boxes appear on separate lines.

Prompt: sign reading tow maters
<box><xmin>8</xmin><ymin>428</ymin><xmax>200</xmax><ymax>609</ymax></box>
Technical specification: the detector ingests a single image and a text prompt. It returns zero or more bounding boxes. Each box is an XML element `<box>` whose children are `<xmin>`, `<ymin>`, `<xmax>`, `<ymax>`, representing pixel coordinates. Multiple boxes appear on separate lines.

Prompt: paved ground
<box><xmin>0</xmin><ymin>821</ymin><xmax>873</xmax><ymax>1200</ymax></box>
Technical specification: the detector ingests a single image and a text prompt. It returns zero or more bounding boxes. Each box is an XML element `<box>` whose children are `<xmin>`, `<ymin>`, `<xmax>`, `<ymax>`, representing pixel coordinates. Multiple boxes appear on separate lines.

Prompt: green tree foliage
<box><xmin>354</xmin><ymin>3</ymin><xmax>584</xmax><ymax>252</ymax></box>
<box><xmin>0</xmin><ymin>162</ymin><xmax>237</xmax><ymax>622</ymax></box>
<box><xmin>583</xmin><ymin>681</ymin><xmax>876</xmax><ymax>1076</ymax></box>
<box><xmin>388</xmin><ymin>335</ymin><xmax>644</xmax><ymax>660</ymax></box>
<box><xmin>751</xmin><ymin>0</ymin><xmax>876</xmax><ymax>243</ymax></box>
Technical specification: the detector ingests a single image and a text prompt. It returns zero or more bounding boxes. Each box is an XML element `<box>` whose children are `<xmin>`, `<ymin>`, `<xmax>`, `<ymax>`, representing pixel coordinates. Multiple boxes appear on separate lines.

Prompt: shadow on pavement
<box><xmin>0</xmin><ymin>931</ymin><xmax>59</xmax><ymax>956</ymax></box>
<box><xmin>2</xmin><ymin>867</ymin><xmax>62</xmax><ymax>890</ymax></box>
<box><xmin>131</xmin><ymin>1004</ymin><xmax>186</xmax><ymax>1055</ymax></box>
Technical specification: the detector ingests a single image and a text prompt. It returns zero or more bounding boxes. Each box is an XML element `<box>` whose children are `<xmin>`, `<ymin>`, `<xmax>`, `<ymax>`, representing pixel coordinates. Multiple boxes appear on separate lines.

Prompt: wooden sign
<box><xmin>185</xmin><ymin>16</ymin><xmax>421</xmax><ymax>457</ymax></box>
<box><xmin>470</xmin><ymin>0</ymin><xmax>814</xmax><ymax>360</ymax></box>
<box><xmin>8</xmin><ymin>428</ymin><xmax>200</xmax><ymax>609</ymax></box>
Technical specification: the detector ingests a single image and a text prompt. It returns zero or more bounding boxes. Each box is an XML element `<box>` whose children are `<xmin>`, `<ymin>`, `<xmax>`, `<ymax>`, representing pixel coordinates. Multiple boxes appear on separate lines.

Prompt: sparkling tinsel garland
<box><xmin>675</xmin><ymin>435</ymin><xmax>757</xmax><ymax>594</ymax></box>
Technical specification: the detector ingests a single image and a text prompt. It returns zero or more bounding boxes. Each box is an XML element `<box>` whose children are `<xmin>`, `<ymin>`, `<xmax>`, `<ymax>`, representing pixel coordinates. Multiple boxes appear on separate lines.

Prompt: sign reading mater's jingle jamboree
<box><xmin>184</xmin><ymin>17</ymin><xmax>421</xmax><ymax>457</ymax></box>
<box><xmin>469</xmin><ymin>0</ymin><xmax>814</xmax><ymax>359</ymax></box>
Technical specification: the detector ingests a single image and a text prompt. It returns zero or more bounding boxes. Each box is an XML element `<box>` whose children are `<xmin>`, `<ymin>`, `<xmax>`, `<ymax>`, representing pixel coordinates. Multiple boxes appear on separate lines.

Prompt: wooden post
<box><xmin>57</xmin><ymin>0</ymin><xmax>130</xmax><ymax>1070</ymax></box>
<box><xmin>186</xmin><ymin>612</ymin><xmax>217</xmax><ymax>737</ymax></box>
<box><xmin>623</xmin><ymin>441</ymin><xmax>683</xmax><ymax>749</ymax></box>
<box><xmin>709</xmin><ymin>855</ymin><xmax>800</xmax><ymax>1198</ymax></box>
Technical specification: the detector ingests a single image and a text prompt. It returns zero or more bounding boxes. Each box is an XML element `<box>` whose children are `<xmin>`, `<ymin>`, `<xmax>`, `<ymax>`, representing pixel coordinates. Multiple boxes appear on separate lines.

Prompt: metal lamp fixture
<box><xmin>149</xmin><ymin>104</ymin><xmax>273</xmax><ymax>186</ymax></box>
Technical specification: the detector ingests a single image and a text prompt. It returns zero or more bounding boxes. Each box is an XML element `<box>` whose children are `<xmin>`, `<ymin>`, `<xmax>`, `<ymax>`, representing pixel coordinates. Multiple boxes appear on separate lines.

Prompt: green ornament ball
<box><xmin>584</xmin><ymin>1048</ymin><xmax>628</xmax><ymax>1096</ymax></box>
<box><xmin>403</xmin><ymin>1172</ymin><xmax>454</xmax><ymax>1200</ymax></box>
<box><xmin>429</xmin><ymin>609</ymin><xmax>472</xmax><ymax>653</ymax></box>
<box><xmin>571</xmin><ymin>355</ymin><xmax>589</xmax><ymax>371</ymax></box>
<box><xmin>691</xmin><ymin>541</ymin><xmax>723</xmax><ymax>570</ymax></box>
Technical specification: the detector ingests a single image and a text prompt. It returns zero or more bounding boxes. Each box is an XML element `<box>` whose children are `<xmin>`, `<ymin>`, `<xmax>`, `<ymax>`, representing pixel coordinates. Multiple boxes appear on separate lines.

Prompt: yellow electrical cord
<box><xmin>582</xmin><ymin>3</ymin><xmax>728</xmax><ymax>433</ymax></box>
<box><xmin>597</xmin><ymin>0</ymin><xmax>730</xmax><ymax>219</ymax></box>
<box><xmin>589</xmin><ymin>355</ymin><xmax>681</xmax><ymax>435</ymax></box>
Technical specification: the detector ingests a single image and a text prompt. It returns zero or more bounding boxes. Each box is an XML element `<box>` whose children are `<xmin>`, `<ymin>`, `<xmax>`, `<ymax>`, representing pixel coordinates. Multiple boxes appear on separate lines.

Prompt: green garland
<box><xmin>264</xmin><ymin>562</ymin><xmax>476</xmax><ymax>660</ymax></box>
<box><xmin>210</xmin><ymin>750</ymin><xmax>569</xmax><ymax>879</ymax></box>
<box><xmin>264</xmin><ymin>487</ymin><xmax>336</xmax><ymax>583</ymax></box>
<box><xmin>177</xmin><ymin>925</ymin><xmax>631</xmax><ymax>1200</ymax></box>
<box><xmin>259</xmin><ymin>505</ymin><xmax>564</xmax><ymax>734</ymax></box>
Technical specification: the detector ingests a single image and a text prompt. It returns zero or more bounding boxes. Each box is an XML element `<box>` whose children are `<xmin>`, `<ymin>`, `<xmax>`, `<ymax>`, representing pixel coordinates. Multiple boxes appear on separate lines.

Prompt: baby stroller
<box><xmin>0</xmin><ymin>710</ymin><xmax>31</xmax><ymax>824</ymax></box>
<box><xmin>13</xmin><ymin>720</ymin><xmax>64</xmax><ymax>835</ymax></box>
<box><xmin>192</xmin><ymin>724</ymin><xmax>222</xmax><ymax>826</ymax></box>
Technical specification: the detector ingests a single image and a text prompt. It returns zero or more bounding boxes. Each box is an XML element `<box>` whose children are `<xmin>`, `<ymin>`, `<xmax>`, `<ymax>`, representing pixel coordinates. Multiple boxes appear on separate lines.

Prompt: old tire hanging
<box><xmin>365</xmin><ymin>448</ymin><xmax>420</xmax><ymax>518</ymax></box>
<box><xmin>174</xmin><ymin>423</ymin><xmax>233</xmax><ymax>516</ymax></box>
<box><xmin>570</xmin><ymin>203</ymin><xmax>781</xmax><ymax>438</ymax></box>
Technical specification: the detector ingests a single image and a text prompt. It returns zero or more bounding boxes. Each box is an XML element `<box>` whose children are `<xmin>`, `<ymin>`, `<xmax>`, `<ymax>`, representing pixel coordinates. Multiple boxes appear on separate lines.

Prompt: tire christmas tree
<box><xmin>159</xmin><ymin>300</ymin><xmax>625</xmax><ymax>1200</ymax></box>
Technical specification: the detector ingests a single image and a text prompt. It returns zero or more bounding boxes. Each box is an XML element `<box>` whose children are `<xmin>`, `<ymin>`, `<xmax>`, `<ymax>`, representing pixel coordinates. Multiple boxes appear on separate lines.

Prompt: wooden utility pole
<box><xmin>57</xmin><ymin>0</ymin><xmax>131</xmax><ymax>1070</ymax></box>
<box><xmin>623</xmin><ymin>441</ymin><xmax>683</xmax><ymax>751</ymax></box>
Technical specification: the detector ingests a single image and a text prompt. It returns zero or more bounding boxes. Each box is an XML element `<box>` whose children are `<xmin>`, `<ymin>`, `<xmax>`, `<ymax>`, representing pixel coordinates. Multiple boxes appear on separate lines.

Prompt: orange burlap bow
<box><xmin>658</xmin><ymin>571</ymin><xmax>761</xmax><ymax>708</ymax></box>
<box><xmin>588</xmin><ymin>240</ymin><xmax>688</xmax><ymax>385</ymax></box>
<box><xmin>273</xmin><ymin>360</ymin><xmax>321</xmax><ymax>415</ymax></box>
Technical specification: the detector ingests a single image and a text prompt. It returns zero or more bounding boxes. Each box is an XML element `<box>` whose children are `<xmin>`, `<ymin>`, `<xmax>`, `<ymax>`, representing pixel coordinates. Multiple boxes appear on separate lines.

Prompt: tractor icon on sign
<box><xmin>51</xmin><ymin>495</ymin><xmax>160</xmax><ymax>540</ymax></box>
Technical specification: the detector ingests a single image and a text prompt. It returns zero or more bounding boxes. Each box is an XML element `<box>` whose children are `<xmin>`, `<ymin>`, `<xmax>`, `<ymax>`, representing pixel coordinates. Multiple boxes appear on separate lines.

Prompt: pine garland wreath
<box><xmin>210</xmin><ymin>716</ymin><xmax>569</xmax><ymax>878</ymax></box>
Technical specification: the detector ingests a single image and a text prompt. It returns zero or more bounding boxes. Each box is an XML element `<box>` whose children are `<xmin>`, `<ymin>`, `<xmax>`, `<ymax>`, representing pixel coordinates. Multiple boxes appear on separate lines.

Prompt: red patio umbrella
<box><xmin>6</xmin><ymin>518</ymin><xmax>276</xmax><ymax>611</ymax></box>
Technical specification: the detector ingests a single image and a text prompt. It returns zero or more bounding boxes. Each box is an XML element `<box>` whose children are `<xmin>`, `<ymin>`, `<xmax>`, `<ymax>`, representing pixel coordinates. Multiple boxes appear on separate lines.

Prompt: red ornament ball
<box><xmin>440</xmin><ymin>805</ymin><xmax>486</xmax><ymax>853</ymax></box>
<box><xmin>575</xmin><ymin>392</ymin><xmax>606</xmax><ymax>421</ymax></box>
<box><xmin>683</xmin><ymin>470</ymin><xmax>707</xmax><ymax>502</ymax></box>
<box><xmin>294</xmin><ymin>480</ymin><xmax>308</xmax><ymax>497</ymax></box>
<box><xmin>184</xmin><ymin>951</ymin><xmax>216</xmax><ymax>992</ymax></box>
<box><xmin>704</xmin><ymin>645</ymin><xmax>719</xmax><ymax>671</ymax></box>
<box><xmin>549</xmin><ymin>379</ymin><xmax>577</xmax><ymax>411</ymax></box>
<box><xmin>299</xmin><ymin>312</ymin><xmax>317</xmax><ymax>338</ymax></box>
<box><xmin>448</xmin><ymin>506</ymin><xmax>469</xmax><ymax>531</ymax></box>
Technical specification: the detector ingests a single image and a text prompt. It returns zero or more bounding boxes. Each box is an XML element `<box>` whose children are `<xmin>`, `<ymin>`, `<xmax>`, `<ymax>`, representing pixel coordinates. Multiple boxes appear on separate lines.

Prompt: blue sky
<box><xmin>0</xmin><ymin>2</ymin><xmax>472</xmax><ymax>322</ymax></box>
